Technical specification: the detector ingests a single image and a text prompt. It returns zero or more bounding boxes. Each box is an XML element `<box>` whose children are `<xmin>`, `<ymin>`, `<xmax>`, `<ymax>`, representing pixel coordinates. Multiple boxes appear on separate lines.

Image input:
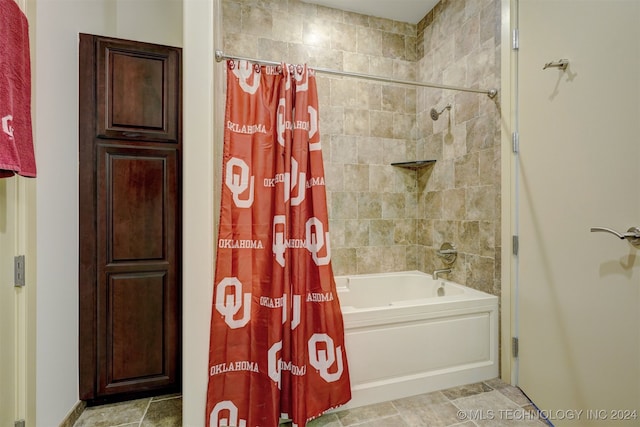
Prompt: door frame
<box><xmin>499</xmin><ymin>0</ymin><xmax>517</xmax><ymax>385</ymax></box>
<box><xmin>0</xmin><ymin>177</ymin><xmax>37</xmax><ymax>426</ymax></box>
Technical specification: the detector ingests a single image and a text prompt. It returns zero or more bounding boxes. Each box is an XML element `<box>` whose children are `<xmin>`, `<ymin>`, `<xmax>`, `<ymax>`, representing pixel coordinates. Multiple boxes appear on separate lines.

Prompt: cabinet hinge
<box><xmin>14</xmin><ymin>255</ymin><xmax>25</xmax><ymax>287</ymax></box>
<box><xmin>512</xmin><ymin>235</ymin><xmax>519</xmax><ymax>256</ymax></box>
<box><xmin>512</xmin><ymin>337</ymin><xmax>519</xmax><ymax>358</ymax></box>
<box><xmin>512</xmin><ymin>28</ymin><xmax>519</xmax><ymax>50</ymax></box>
<box><xmin>512</xmin><ymin>132</ymin><xmax>519</xmax><ymax>153</ymax></box>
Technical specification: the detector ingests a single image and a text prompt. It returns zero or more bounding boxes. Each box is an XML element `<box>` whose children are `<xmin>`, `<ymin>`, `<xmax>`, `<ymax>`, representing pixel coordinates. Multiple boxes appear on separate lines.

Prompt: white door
<box><xmin>1</xmin><ymin>177</ymin><xmax>19</xmax><ymax>425</ymax></box>
<box><xmin>0</xmin><ymin>177</ymin><xmax>24</xmax><ymax>426</ymax></box>
<box><xmin>516</xmin><ymin>1</ymin><xmax>639</xmax><ymax>425</ymax></box>
<box><xmin>0</xmin><ymin>176</ymin><xmax>35</xmax><ymax>426</ymax></box>
<box><xmin>1</xmin><ymin>1</ymin><xmax>36</xmax><ymax>424</ymax></box>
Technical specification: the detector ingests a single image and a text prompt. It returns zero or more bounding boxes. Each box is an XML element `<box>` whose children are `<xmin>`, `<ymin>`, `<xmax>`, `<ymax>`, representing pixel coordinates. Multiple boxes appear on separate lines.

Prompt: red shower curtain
<box><xmin>206</xmin><ymin>60</ymin><xmax>351</xmax><ymax>427</ymax></box>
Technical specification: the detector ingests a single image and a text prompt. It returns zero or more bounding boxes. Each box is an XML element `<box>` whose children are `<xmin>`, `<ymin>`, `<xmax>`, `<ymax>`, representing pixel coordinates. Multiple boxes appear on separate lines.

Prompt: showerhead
<box><xmin>430</xmin><ymin>103</ymin><xmax>452</xmax><ymax>121</ymax></box>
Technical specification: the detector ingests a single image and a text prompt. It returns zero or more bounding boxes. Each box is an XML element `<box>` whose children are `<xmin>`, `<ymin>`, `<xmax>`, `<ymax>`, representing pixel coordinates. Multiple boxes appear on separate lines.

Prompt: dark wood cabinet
<box><xmin>79</xmin><ymin>34</ymin><xmax>182</xmax><ymax>403</ymax></box>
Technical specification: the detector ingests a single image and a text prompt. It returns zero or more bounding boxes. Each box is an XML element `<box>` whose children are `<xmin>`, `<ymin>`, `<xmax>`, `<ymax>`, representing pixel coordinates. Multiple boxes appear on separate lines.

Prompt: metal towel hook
<box><xmin>543</xmin><ymin>59</ymin><xmax>569</xmax><ymax>71</ymax></box>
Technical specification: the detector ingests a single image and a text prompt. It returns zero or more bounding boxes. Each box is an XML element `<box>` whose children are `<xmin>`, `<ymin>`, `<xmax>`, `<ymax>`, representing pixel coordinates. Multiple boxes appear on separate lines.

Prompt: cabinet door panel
<box><xmin>96</xmin><ymin>38</ymin><xmax>180</xmax><ymax>142</ymax></box>
<box><xmin>105</xmin><ymin>150</ymin><xmax>168</xmax><ymax>262</ymax></box>
<box><xmin>101</xmin><ymin>272</ymin><xmax>168</xmax><ymax>391</ymax></box>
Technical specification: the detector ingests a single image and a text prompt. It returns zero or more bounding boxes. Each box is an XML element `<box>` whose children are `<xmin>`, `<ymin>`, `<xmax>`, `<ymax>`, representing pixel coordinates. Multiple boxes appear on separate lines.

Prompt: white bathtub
<box><xmin>334</xmin><ymin>270</ymin><xmax>499</xmax><ymax>410</ymax></box>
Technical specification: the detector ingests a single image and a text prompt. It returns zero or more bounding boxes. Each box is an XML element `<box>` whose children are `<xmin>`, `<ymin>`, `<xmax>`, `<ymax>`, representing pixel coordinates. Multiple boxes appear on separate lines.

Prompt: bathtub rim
<box><xmin>335</xmin><ymin>270</ymin><xmax>499</xmax><ymax>321</ymax></box>
<box><xmin>334</xmin><ymin>270</ymin><xmax>496</xmax><ymax>297</ymax></box>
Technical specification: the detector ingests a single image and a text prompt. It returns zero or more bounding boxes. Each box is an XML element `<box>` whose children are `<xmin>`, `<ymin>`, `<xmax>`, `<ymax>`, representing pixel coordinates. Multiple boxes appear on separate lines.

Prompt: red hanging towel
<box><xmin>0</xmin><ymin>0</ymin><xmax>36</xmax><ymax>178</ymax></box>
<box><xmin>206</xmin><ymin>60</ymin><xmax>351</xmax><ymax>427</ymax></box>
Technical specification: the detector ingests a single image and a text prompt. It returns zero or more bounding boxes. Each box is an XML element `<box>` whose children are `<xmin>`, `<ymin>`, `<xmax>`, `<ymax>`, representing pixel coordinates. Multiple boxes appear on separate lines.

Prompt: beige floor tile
<box><xmin>395</xmin><ymin>401</ymin><xmax>463</xmax><ymax>427</ymax></box>
<box><xmin>335</xmin><ymin>401</ymin><xmax>398</xmax><ymax>426</ymax></box>
<box><xmin>453</xmin><ymin>390</ymin><xmax>546</xmax><ymax>427</ymax></box>
<box><xmin>71</xmin><ymin>378</ymin><xmax>546</xmax><ymax>427</ymax></box>
<box><xmin>306</xmin><ymin>413</ymin><xmax>341</xmax><ymax>427</ymax></box>
<box><xmin>73</xmin><ymin>398</ymin><xmax>149</xmax><ymax>427</ymax></box>
<box><xmin>350</xmin><ymin>414</ymin><xmax>410</xmax><ymax>427</ymax></box>
<box><xmin>441</xmin><ymin>382</ymin><xmax>493</xmax><ymax>400</ymax></box>
<box><xmin>140</xmin><ymin>396</ymin><xmax>182</xmax><ymax>427</ymax></box>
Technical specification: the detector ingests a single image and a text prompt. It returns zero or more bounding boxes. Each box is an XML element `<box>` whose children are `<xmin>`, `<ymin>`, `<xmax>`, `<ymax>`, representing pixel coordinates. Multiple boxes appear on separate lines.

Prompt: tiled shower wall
<box><xmin>221</xmin><ymin>0</ymin><xmax>501</xmax><ymax>295</ymax></box>
<box><xmin>416</xmin><ymin>0</ymin><xmax>501</xmax><ymax>295</ymax></box>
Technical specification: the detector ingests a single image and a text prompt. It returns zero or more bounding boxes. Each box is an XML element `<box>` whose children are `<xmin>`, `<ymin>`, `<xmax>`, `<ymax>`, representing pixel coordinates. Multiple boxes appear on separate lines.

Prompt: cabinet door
<box><xmin>79</xmin><ymin>33</ymin><xmax>182</xmax><ymax>402</ymax></box>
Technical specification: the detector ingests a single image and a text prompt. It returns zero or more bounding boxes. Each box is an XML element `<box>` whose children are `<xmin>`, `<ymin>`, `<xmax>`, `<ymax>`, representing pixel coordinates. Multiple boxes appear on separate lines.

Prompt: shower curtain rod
<box><xmin>215</xmin><ymin>50</ymin><xmax>498</xmax><ymax>99</ymax></box>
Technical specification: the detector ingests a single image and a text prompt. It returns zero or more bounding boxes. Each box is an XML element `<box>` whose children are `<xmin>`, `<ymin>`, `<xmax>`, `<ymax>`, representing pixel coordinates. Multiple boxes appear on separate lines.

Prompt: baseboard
<box><xmin>58</xmin><ymin>400</ymin><xmax>86</xmax><ymax>427</ymax></box>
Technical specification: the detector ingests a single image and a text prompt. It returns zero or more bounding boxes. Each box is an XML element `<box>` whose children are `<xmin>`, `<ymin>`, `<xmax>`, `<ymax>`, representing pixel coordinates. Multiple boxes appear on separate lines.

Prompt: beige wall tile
<box><xmin>272</xmin><ymin>15</ymin><xmax>303</xmax><ymax>43</ymax></box>
<box><xmin>370</xmin><ymin>111</ymin><xmax>394</xmax><ymax>138</ymax></box>
<box><xmin>357</xmin><ymin>193</ymin><xmax>382</xmax><ymax>219</ymax></box>
<box><xmin>344</xmin><ymin>164</ymin><xmax>369</xmax><ymax>192</ymax></box>
<box><xmin>241</xmin><ymin>5</ymin><xmax>273</xmax><ymax>37</ymax></box>
<box><xmin>303</xmin><ymin>18</ymin><xmax>332</xmax><ymax>48</ymax></box>
<box><xmin>331</xmin><ymin>248</ymin><xmax>357</xmax><ymax>275</ymax></box>
<box><xmin>344</xmin><ymin>108</ymin><xmax>370</xmax><ymax>136</ymax></box>
<box><xmin>357</xmin><ymin>137</ymin><xmax>384</xmax><ymax>165</ymax></box>
<box><xmin>357</xmin><ymin>27</ymin><xmax>382</xmax><ymax>56</ymax></box>
<box><xmin>316</xmin><ymin>4</ymin><xmax>343</xmax><ymax>22</ymax></box>
<box><xmin>382</xmin><ymin>32</ymin><xmax>406</xmax><ymax>60</ymax></box>
<box><xmin>342</xmin><ymin>52</ymin><xmax>370</xmax><ymax>73</ymax></box>
<box><xmin>369</xmin><ymin>165</ymin><xmax>396</xmax><ymax>193</ymax></box>
<box><xmin>345</xmin><ymin>219</ymin><xmax>369</xmax><ymax>246</ymax></box>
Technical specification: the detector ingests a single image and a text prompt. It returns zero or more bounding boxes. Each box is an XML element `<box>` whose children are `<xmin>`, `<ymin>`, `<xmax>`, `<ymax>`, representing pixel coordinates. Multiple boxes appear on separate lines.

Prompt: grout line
<box><xmin>151</xmin><ymin>394</ymin><xmax>182</xmax><ymax>403</ymax></box>
<box><xmin>447</xmin><ymin>421</ymin><xmax>479</xmax><ymax>427</ymax></box>
<box><xmin>394</xmin><ymin>406</ymin><xmax>413</xmax><ymax>427</ymax></box>
<box><xmin>346</xmin><ymin>414</ymin><xmax>400</xmax><ymax>426</ymax></box>
<box><xmin>138</xmin><ymin>398</ymin><xmax>153</xmax><ymax>427</ymax></box>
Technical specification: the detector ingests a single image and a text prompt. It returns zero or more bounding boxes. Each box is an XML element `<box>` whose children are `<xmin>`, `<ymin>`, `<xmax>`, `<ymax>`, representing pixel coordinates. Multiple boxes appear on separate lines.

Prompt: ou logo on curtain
<box><xmin>225</xmin><ymin>157</ymin><xmax>254</xmax><ymax>208</ymax></box>
<box><xmin>288</xmin><ymin>157</ymin><xmax>306</xmax><ymax>206</ymax></box>
<box><xmin>215</xmin><ymin>277</ymin><xmax>251</xmax><ymax>329</ymax></box>
<box><xmin>231</xmin><ymin>60</ymin><xmax>261</xmax><ymax>94</ymax></box>
<box><xmin>306</xmin><ymin>217</ymin><xmax>331</xmax><ymax>266</ymax></box>
<box><xmin>308</xmin><ymin>333</ymin><xmax>345</xmax><ymax>383</ymax></box>
<box><xmin>210</xmin><ymin>400</ymin><xmax>247</xmax><ymax>427</ymax></box>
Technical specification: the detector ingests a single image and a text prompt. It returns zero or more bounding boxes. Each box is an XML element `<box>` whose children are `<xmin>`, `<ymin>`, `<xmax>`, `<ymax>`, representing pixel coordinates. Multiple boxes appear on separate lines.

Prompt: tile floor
<box><xmin>73</xmin><ymin>394</ymin><xmax>182</xmax><ymax>427</ymax></box>
<box><xmin>73</xmin><ymin>378</ymin><xmax>550</xmax><ymax>426</ymax></box>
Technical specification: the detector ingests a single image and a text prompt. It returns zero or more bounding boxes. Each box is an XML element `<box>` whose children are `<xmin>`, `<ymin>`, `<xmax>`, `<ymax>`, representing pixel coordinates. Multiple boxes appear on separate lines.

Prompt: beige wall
<box><xmin>182</xmin><ymin>0</ymin><xmax>217</xmax><ymax>425</ymax></box>
<box><xmin>31</xmin><ymin>0</ymin><xmax>182</xmax><ymax>424</ymax></box>
<box><xmin>221</xmin><ymin>0</ymin><xmax>501</xmax><ymax>295</ymax></box>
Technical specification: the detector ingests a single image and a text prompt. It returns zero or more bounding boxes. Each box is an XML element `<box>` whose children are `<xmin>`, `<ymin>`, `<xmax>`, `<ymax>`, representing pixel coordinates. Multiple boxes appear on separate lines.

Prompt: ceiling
<box><xmin>301</xmin><ymin>0</ymin><xmax>439</xmax><ymax>24</ymax></box>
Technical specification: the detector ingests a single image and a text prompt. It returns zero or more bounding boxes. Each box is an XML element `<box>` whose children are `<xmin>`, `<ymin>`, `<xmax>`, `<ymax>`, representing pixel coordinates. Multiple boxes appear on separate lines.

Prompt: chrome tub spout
<box><xmin>432</xmin><ymin>268</ymin><xmax>452</xmax><ymax>280</ymax></box>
